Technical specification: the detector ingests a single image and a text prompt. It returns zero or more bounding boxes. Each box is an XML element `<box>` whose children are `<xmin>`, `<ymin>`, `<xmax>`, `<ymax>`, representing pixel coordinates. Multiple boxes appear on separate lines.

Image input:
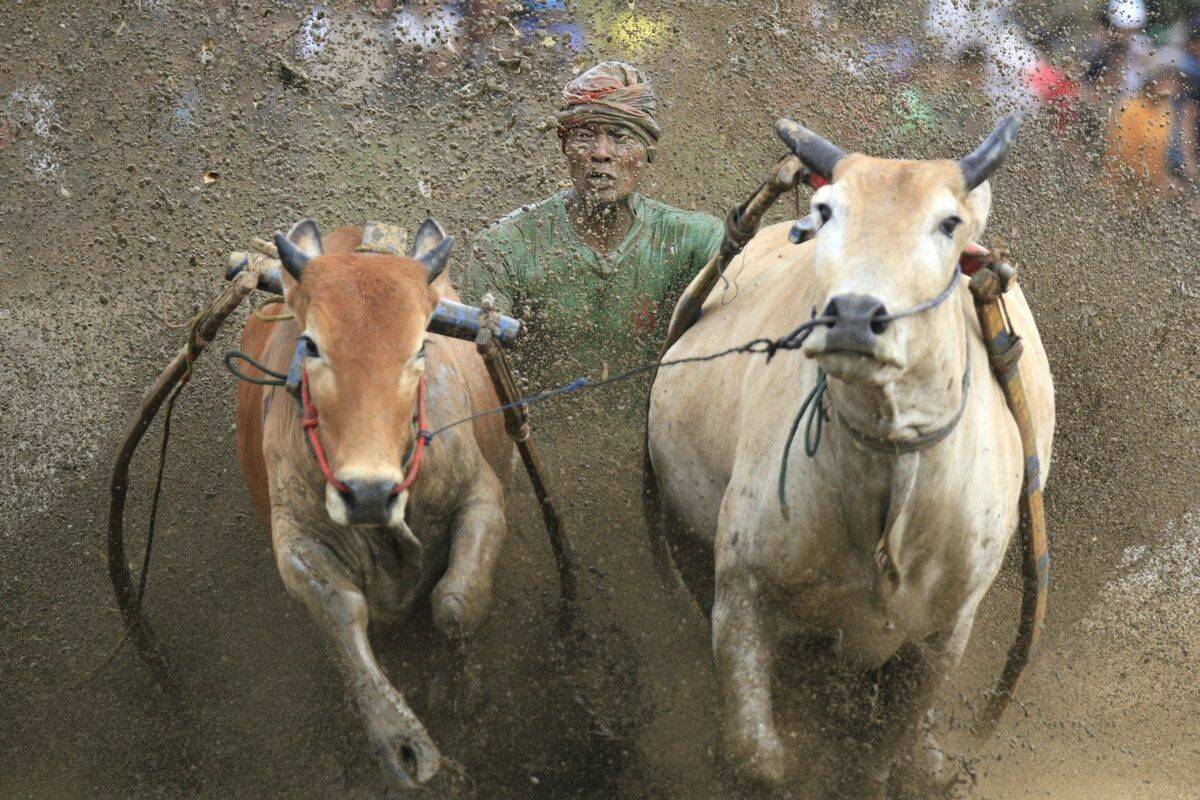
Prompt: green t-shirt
<box><xmin>461</xmin><ymin>191</ymin><xmax>722</xmax><ymax>384</ymax></box>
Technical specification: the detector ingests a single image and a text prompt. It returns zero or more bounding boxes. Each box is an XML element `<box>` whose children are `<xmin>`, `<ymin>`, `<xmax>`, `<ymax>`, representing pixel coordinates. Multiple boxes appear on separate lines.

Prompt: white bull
<box><xmin>647</xmin><ymin>117</ymin><xmax>1054</xmax><ymax>798</ymax></box>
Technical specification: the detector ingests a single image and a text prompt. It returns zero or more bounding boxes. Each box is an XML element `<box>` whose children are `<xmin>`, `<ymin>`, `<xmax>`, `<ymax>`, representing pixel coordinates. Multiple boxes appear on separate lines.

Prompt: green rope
<box><xmin>223</xmin><ymin>349</ymin><xmax>288</xmax><ymax>386</ymax></box>
<box><xmin>777</xmin><ymin>369</ymin><xmax>828</xmax><ymax>520</ymax></box>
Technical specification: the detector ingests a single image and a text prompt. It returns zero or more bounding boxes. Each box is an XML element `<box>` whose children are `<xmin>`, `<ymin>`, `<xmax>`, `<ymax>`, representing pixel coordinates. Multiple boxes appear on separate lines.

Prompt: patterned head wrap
<box><xmin>555</xmin><ymin>61</ymin><xmax>661</xmax><ymax>162</ymax></box>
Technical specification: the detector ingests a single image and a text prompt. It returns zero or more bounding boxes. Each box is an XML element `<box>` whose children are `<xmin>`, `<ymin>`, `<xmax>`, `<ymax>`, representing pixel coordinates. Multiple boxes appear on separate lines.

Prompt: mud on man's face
<box><xmin>563</xmin><ymin>122</ymin><xmax>648</xmax><ymax>207</ymax></box>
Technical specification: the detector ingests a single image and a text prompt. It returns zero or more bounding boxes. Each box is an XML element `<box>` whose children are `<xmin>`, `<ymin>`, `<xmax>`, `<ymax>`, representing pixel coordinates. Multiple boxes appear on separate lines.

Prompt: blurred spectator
<box><xmin>1105</xmin><ymin>50</ymin><xmax>1184</xmax><ymax>188</ymax></box>
<box><xmin>923</xmin><ymin>0</ymin><xmax>1041</xmax><ymax>115</ymax></box>
<box><xmin>390</xmin><ymin>0</ymin><xmax>467</xmax><ymax>73</ymax></box>
<box><xmin>516</xmin><ymin>1</ymin><xmax>587</xmax><ymax>55</ymax></box>
<box><xmin>1027</xmin><ymin>55</ymin><xmax>1079</xmax><ymax>130</ymax></box>
<box><xmin>1082</xmin><ymin>0</ymin><xmax>1154</xmax><ymax>98</ymax></box>
<box><xmin>1166</xmin><ymin>20</ymin><xmax>1200</xmax><ymax>182</ymax></box>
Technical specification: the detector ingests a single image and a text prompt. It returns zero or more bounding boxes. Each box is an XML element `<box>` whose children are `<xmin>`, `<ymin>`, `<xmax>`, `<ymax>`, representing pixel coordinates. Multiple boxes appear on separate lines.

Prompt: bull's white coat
<box><xmin>648</xmin><ymin>154</ymin><xmax>1054</xmax><ymax>794</ymax></box>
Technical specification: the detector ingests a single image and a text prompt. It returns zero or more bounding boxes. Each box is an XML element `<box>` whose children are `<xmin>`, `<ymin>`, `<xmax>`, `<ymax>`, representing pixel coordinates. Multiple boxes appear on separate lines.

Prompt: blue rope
<box><xmin>777</xmin><ymin>369</ymin><xmax>828</xmax><ymax>521</ymax></box>
<box><xmin>423</xmin><ymin>317</ymin><xmax>833</xmax><ymax>441</ymax></box>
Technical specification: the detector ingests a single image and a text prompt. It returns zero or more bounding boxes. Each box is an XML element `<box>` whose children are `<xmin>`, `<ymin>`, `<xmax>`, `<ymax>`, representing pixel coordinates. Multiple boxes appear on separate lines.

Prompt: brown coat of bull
<box><xmin>236</xmin><ymin>220</ymin><xmax>512</xmax><ymax>790</ymax></box>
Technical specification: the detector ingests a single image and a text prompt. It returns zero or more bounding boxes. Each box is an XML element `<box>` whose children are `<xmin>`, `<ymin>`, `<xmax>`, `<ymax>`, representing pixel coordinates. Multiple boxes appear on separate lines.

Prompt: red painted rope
<box><xmin>299</xmin><ymin>367</ymin><xmax>429</xmax><ymax>497</ymax></box>
<box><xmin>299</xmin><ymin>367</ymin><xmax>350</xmax><ymax>494</ymax></box>
<box><xmin>394</xmin><ymin>375</ymin><xmax>429</xmax><ymax>495</ymax></box>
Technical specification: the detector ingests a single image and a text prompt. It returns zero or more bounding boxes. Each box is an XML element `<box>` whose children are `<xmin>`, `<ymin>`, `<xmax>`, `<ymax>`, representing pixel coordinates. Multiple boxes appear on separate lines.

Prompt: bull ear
<box><xmin>964</xmin><ymin>180</ymin><xmax>993</xmax><ymax>240</ymax></box>
<box><xmin>286</xmin><ymin>218</ymin><xmax>324</xmax><ymax>257</ymax></box>
<box><xmin>274</xmin><ymin>218</ymin><xmax>322</xmax><ymax>283</ymax></box>
<box><xmin>417</xmin><ymin>235</ymin><xmax>454</xmax><ymax>284</ymax></box>
<box><xmin>410</xmin><ymin>217</ymin><xmax>447</xmax><ymax>260</ymax></box>
<box><xmin>411</xmin><ymin>218</ymin><xmax>453</xmax><ymax>283</ymax></box>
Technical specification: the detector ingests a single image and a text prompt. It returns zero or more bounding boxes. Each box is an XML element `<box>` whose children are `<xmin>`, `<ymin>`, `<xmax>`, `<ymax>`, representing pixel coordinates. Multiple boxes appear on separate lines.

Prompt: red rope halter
<box><xmin>299</xmin><ymin>367</ymin><xmax>429</xmax><ymax>497</ymax></box>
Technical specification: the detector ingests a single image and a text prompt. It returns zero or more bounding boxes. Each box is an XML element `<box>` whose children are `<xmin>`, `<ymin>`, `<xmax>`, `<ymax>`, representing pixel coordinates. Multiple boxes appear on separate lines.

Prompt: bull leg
<box><xmin>882</xmin><ymin>614</ymin><xmax>979</xmax><ymax>799</ymax></box>
<box><xmin>427</xmin><ymin>471</ymin><xmax>506</xmax><ymax>715</ymax></box>
<box><xmin>272</xmin><ymin>519</ymin><xmax>441</xmax><ymax>789</ymax></box>
<box><xmin>853</xmin><ymin>636</ymin><xmax>956</xmax><ymax>800</ymax></box>
<box><xmin>431</xmin><ymin>470</ymin><xmax>506</xmax><ymax>637</ymax></box>
<box><xmin>713</xmin><ymin>565</ymin><xmax>786</xmax><ymax>788</ymax></box>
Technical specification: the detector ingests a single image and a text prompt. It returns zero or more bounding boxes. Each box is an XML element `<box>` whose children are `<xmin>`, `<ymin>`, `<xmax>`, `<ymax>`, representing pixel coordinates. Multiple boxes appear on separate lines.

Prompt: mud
<box><xmin>2</xmin><ymin>1</ymin><xmax>1198</xmax><ymax>798</ymax></box>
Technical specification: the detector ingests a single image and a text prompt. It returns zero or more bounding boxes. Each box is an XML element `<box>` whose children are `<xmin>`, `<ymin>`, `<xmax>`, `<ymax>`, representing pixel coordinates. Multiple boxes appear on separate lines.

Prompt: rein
<box><xmin>299</xmin><ymin>367</ymin><xmax>431</xmax><ymax>496</ymax></box>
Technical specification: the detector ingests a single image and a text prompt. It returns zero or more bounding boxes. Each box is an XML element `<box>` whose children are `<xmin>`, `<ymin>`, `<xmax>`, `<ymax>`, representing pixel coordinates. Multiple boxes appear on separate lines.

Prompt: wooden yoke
<box><xmin>474</xmin><ymin>297</ymin><xmax>578</xmax><ymax>626</ymax></box>
<box><xmin>660</xmin><ymin>155</ymin><xmax>806</xmax><ymax>357</ymax></box>
<box><xmin>967</xmin><ymin>253</ymin><xmax>1050</xmax><ymax>734</ymax></box>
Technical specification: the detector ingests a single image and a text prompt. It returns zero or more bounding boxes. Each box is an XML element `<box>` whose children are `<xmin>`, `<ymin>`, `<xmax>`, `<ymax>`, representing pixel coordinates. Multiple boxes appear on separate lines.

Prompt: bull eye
<box><xmin>300</xmin><ymin>335</ymin><xmax>320</xmax><ymax>359</ymax></box>
<box><xmin>940</xmin><ymin>215</ymin><xmax>962</xmax><ymax>237</ymax></box>
<box><xmin>816</xmin><ymin>203</ymin><xmax>832</xmax><ymax>224</ymax></box>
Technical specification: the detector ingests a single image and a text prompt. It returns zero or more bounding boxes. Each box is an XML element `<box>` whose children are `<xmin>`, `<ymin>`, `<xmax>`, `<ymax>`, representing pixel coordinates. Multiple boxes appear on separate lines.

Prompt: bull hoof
<box><xmin>372</xmin><ymin>731</ymin><xmax>441</xmax><ymax>791</ymax></box>
<box><xmin>363</xmin><ymin>697</ymin><xmax>442</xmax><ymax>789</ymax></box>
<box><xmin>724</xmin><ymin>727</ymin><xmax>787</xmax><ymax>790</ymax></box>
<box><xmin>431</xmin><ymin>589</ymin><xmax>486</xmax><ymax>637</ymax></box>
<box><xmin>383</xmin><ymin>757</ymin><xmax>472</xmax><ymax>799</ymax></box>
<box><xmin>888</xmin><ymin>744</ymin><xmax>956</xmax><ymax>800</ymax></box>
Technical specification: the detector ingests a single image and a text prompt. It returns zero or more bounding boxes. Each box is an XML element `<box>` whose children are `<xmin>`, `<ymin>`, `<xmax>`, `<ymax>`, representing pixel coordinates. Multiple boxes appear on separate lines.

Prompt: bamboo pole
<box><xmin>107</xmin><ymin>266</ymin><xmax>261</xmax><ymax>691</ymax></box>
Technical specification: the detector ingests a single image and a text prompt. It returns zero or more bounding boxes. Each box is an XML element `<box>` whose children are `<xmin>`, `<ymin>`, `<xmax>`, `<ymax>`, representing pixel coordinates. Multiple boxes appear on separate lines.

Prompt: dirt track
<box><xmin>2</xmin><ymin>1</ymin><xmax>1198</xmax><ymax>798</ymax></box>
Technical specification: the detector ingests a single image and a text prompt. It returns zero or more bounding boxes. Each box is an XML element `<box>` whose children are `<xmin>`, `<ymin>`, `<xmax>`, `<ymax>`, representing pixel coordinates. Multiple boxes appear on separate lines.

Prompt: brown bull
<box><xmin>236</xmin><ymin>219</ymin><xmax>512</xmax><ymax>789</ymax></box>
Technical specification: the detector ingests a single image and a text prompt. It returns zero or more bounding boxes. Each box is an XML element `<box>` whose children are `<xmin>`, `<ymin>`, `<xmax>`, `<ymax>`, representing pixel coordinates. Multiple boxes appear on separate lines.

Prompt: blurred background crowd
<box><xmin>797</xmin><ymin>0</ymin><xmax>1200</xmax><ymax>194</ymax></box>
<box><xmin>286</xmin><ymin>0</ymin><xmax>1200</xmax><ymax>198</ymax></box>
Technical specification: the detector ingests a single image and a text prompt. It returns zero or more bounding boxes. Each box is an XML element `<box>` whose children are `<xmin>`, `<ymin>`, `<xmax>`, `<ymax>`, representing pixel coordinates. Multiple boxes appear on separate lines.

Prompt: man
<box><xmin>1167</xmin><ymin>17</ymin><xmax>1200</xmax><ymax>185</ymax></box>
<box><xmin>462</xmin><ymin>61</ymin><xmax>723</xmax><ymax>384</ymax></box>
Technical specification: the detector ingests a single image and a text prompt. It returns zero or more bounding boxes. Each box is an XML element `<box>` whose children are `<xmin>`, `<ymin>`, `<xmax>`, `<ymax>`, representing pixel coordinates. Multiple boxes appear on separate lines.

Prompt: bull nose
<box><xmin>338</xmin><ymin>479</ymin><xmax>400</xmax><ymax>525</ymax></box>
<box><xmin>821</xmin><ymin>293</ymin><xmax>890</xmax><ymax>353</ymax></box>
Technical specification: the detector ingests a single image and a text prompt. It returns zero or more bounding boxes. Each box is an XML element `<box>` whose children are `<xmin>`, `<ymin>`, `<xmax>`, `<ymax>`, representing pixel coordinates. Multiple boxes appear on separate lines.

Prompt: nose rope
<box><xmin>299</xmin><ymin>367</ymin><xmax>350</xmax><ymax>494</ymax></box>
<box><xmin>777</xmin><ymin>262</ymin><xmax>968</xmax><ymax>518</ymax></box>
<box><xmin>299</xmin><ymin>368</ymin><xmax>430</xmax><ymax>497</ymax></box>
<box><xmin>277</xmin><ymin>262</ymin><xmax>965</xmax><ymax>502</ymax></box>
<box><xmin>392</xmin><ymin>377</ymin><xmax>430</xmax><ymax>496</ymax></box>
<box><xmin>873</xmin><ymin>263</ymin><xmax>962</xmax><ymax>324</ymax></box>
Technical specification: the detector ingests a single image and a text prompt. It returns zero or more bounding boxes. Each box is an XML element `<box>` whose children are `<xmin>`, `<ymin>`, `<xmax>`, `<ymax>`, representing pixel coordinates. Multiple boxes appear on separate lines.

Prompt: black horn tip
<box><xmin>774</xmin><ymin>118</ymin><xmax>847</xmax><ymax>182</ymax></box>
<box><xmin>959</xmin><ymin>113</ymin><xmax>1023</xmax><ymax>191</ymax></box>
<box><xmin>274</xmin><ymin>233</ymin><xmax>310</xmax><ymax>281</ymax></box>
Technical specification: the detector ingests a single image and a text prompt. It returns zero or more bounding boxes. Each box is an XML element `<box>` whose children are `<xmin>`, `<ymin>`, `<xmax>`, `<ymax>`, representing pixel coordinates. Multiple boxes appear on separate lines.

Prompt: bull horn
<box><xmin>417</xmin><ymin>235</ymin><xmax>454</xmax><ymax>283</ymax></box>
<box><xmin>775</xmin><ymin>118</ymin><xmax>847</xmax><ymax>182</ymax></box>
<box><xmin>959</xmin><ymin>114</ymin><xmax>1021</xmax><ymax>191</ymax></box>
<box><xmin>274</xmin><ymin>233</ymin><xmax>310</xmax><ymax>281</ymax></box>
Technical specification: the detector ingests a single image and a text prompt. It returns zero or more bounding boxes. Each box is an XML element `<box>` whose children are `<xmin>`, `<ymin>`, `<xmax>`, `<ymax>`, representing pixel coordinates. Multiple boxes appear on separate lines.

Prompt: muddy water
<box><xmin>2</xmin><ymin>1</ymin><xmax>1198</xmax><ymax>798</ymax></box>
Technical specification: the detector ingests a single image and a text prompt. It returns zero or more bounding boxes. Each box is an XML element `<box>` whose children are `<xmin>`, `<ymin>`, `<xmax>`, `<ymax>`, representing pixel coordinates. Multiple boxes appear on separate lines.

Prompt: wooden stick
<box><xmin>474</xmin><ymin>311</ymin><xmax>578</xmax><ymax>629</ymax></box>
<box><xmin>107</xmin><ymin>266</ymin><xmax>261</xmax><ymax>691</ymax></box>
<box><xmin>660</xmin><ymin>154</ymin><xmax>805</xmax><ymax>357</ymax></box>
<box><xmin>969</xmin><ymin>262</ymin><xmax>1049</xmax><ymax>735</ymax></box>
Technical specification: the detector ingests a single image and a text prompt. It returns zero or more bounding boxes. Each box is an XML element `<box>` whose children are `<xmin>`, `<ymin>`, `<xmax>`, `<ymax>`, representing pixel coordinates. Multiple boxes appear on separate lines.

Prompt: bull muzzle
<box><xmin>819</xmin><ymin>293</ymin><xmax>890</xmax><ymax>355</ymax></box>
<box><xmin>335</xmin><ymin>478</ymin><xmax>402</xmax><ymax>526</ymax></box>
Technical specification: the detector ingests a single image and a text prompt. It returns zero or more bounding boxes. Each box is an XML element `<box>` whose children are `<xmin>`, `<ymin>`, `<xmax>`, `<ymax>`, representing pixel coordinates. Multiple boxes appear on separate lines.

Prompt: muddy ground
<box><xmin>1</xmin><ymin>1</ymin><xmax>1198</xmax><ymax>798</ymax></box>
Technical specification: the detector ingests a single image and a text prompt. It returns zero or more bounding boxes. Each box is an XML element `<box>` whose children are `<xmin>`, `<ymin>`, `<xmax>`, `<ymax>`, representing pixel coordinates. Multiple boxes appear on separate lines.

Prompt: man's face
<box><xmin>563</xmin><ymin>122</ymin><xmax>649</xmax><ymax>206</ymax></box>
